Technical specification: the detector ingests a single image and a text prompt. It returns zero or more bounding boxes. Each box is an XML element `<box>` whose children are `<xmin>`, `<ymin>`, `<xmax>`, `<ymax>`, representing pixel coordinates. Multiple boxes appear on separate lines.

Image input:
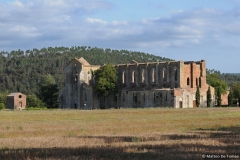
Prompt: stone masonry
<box><xmin>59</xmin><ymin>57</ymin><xmax>215</xmax><ymax>109</ymax></box>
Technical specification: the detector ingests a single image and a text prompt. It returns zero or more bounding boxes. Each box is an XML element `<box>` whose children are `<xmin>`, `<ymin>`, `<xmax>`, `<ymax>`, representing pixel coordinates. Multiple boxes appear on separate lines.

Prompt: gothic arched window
<box><xmin>196</xmin><ymin>78</ymin><xmax>199</xmax><ymax>86</ymax></box>
<box><xmin>152</xmin><ymin>68</ymin><xmax>155</xmax><ymax>82</ymax></box>
<box><xmin>163</xmin><ymin>68</ymin><xmax>167</xmax><ymax>81</ymax></box>
<box><xmin>122</xmin><ymin>71</ymin><xmax>126</xmax><ymax>83</ymax></box>
<box><xmin>199</xmin><ymin>77</ymin><xmax>202</xmax><ymax>88</ymax></box>
<box><xmin>141</xmin><ymin>69</ymin><xmax>145</xmax><ymax>82</ymax></box>
<box><xmin>132</xmin><ymin>71</ymin><xmax>135</xmax><ymax>83</ymax></box>
<box><xmin>187</xmin><ymin>77</ymin><xmax>190</xmax><ymax>85</ymax></box>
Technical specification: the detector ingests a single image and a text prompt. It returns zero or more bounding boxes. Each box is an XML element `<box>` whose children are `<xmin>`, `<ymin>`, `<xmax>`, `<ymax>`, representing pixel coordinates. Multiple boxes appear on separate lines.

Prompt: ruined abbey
<box><xmin>59</xmin><ymin>57</ymin><xmax>215</xmax><ymax>109</ymax></box>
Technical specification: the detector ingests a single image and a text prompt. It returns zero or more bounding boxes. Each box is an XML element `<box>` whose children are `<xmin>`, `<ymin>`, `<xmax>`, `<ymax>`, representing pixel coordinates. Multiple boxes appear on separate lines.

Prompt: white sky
<box><xmin>0</xmin><ymin>0</ymin><xmax>240</xmax><ymax>73</ymax></box>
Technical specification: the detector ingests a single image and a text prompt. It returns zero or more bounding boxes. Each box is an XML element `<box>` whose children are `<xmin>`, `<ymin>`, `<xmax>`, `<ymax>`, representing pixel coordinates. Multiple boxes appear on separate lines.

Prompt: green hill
<box><xmin>0</xmin><ymin>46</ymin><xmax>172</xmax><ymax>94</ymax></box>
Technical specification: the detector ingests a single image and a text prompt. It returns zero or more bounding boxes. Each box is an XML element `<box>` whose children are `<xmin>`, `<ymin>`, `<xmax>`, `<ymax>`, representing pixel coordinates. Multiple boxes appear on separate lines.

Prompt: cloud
<box><xmin>1</xmin><ymin>0</ymin><xmax>240</xmax><ymax>72</ymax></box>
<box><xmin>1</xmin><ymin>0</ymin><xmax>240</xmax><ymax>55</ymax></box>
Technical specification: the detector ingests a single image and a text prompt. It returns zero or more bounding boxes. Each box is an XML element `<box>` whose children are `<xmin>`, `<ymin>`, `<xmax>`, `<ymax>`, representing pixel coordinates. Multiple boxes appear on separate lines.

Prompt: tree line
<box><xmin>0</xmin><ymin>46</ymin><xmax>240</xmax><ymax>109</ymax></box>
<box><xmin>0</xmin><ymin>46</ymin><xmax>172</xmax><ymax>94</ymax></box>
<box><xmin>204</xmin><ymin>69</ymin><xmax>240</xmax><ymax>106</ymax></box>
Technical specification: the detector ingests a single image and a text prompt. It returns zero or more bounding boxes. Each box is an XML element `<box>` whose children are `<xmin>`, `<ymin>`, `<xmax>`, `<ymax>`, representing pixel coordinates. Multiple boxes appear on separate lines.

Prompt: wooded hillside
<box><xmin>0</xmin><ymin>46</ymin><xmax>172</xmax><ymax>94</ymax></box>
<box><xmin>1</xmin><ymin>46</ymin><xmax>239</xmax><ymax>96</ymax></box>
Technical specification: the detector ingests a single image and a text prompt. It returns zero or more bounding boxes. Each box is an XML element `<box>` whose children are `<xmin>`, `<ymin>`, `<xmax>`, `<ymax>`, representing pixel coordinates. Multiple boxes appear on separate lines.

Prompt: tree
<box><xmin>0</xmin><ymin>103</ymin><xmax>5</xmax><ymax>110</ymax></box>
<box><xmin>216</xmin><ymin>87</ymin><xmax>222</xmax><ymax>107</ymax></box>
<box><xmin>38</xmin><ymin>74</ymin><xmax>59</xmax><ymax>108</ymax></box>
<box><xmin>207</xmin><ymin>86</ymin><xmax>212</xmax><ymax>107</ymax></box>
<box><xmin>93</xmin><ymin>65</ymin><xmax>118</xmax><ymax>96</ymax></box>
<box><xmin>207</xmin><ymin>73</ymin><xmax>227</xmax><ymax>95</ymax></box>
<box><xmin>228</xmin><ymin>88</ymin><xmax>233</xmax><ymax>107</ymax></box>
<box><xmin>0</xmin><ymin>93</ymin><xmax>8</xmax><ymax>106</ymax></box>
<box><xmin>195</xmin><ymin>86</ymin><xmax>200</xmax><ymax>107</ymax></box>
<box><xmin>27</xmin><ymin>94</ymin><xmax>46</xmax><ymax>108</ymax></box>
<box><xmin>232</xmin><ymin>82</ymin><xmax>240</xmax><ymax>107</ymax></box>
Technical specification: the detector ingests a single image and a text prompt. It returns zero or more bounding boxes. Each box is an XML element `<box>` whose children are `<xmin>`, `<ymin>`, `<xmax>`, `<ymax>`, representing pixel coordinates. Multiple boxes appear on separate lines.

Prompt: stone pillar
<box><xmin>191</xmin><ymin>62</ymin><xmax>196</xmax><ymax>88</ymax></box>
<box><xmin>145</xmin><ymin>64</ymin><xmax>149</xmax><ymax>86</ymax></box>
<box><xmin>167</xmin><ymin>64</ymin><xmax>170</xmax><ymax>87</ymax></box>
<box><xmin>135</xmin><ymin>65</ymin><xmax>139</xmax><ymax>87</ymax></box>
<box><xmin>156</xmin><ymin>63</ymin><xmax>159</xmax><ymax>85</ymax></box>
<box><xmin>159</xmin><ymin>65</ymin><xmax>163</xmax><ymax>88</ymax></box>
<box><xmin>200</xmin><ymin>60</ymin><xmax>206</xmax><ymax>88</ymax></box>
<box><xmin>126</xmin><ymin>65</ymin><xmax>129</xmax><ymax>87</ymax></box>
<box><xmin>178</xmin><ymin>61</ymin><xmax>184</xmax><ymax>88</ymax></box>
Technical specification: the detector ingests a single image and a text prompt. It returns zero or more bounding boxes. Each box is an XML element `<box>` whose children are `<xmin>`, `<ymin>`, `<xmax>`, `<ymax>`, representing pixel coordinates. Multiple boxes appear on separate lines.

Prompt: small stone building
<box><xmin>6</xmin><ymin>93</ymin><xmax>26</xmax><ymax>110</ymax></box>
<box><xmin>59</xmin><ymin>57</ymin><xmax>215</xmax><ymax>109</ymax></box>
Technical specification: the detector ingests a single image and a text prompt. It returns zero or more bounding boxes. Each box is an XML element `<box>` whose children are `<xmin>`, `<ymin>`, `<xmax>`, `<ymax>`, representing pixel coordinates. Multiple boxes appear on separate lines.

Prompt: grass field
<box><xmin>0</xmin><ymin>107</ymin><xmax>240</xmax><ymax>160</ymax></box>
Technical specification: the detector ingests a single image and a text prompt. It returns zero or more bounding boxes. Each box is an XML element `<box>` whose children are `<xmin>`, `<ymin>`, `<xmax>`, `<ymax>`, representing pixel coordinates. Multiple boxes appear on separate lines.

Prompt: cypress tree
<box><xmin>195</xmin><ymin>86</ymin><xmax>200</xmax><ymax>107</ymax></box>
<box><xmin>207</xmin><ymin>86</ymin><xmax>212</xmax><ymax>107</ymax></box>
<box><xmin>216</xmin><ymin>87</ymin><xmax>222</xmax><ymax>107</ymax></box>
<box><xmin>228</xmin><ymin>88</ymin><xmax>233</xmax><ymax>107</ymax></box>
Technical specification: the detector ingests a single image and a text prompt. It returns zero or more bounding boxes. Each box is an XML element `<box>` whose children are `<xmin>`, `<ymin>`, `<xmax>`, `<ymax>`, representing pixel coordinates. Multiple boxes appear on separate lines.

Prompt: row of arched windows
<box><xmin>122</xmin><ymin>68</ymin><xmax>178</xmax><ymax>83</ymax></box>
<box><xmin>122</xmin><ymin>92</ymin><xmax>169</xmax><ymax>103</ymax></box>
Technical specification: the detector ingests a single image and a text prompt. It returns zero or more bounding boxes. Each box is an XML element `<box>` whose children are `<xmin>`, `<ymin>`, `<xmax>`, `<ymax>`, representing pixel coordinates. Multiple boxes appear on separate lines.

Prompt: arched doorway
<box><xmin>179</xmin><ymin>97</ymin><xmax>183</xmax><ymax>108</ymax></box>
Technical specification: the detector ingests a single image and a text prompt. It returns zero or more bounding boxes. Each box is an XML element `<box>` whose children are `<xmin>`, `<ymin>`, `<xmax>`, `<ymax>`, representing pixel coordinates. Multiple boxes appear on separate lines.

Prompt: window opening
<box><xmin>163</xmin><ymin>68</ymin><xmax>166</xmax><ymax>81</ymax></box>
<box><xmin>174</xmin><ymin>68</ymin><xmax>178</xmax><ymax>81</ymax></box>
<box><xmin>152</xmin><ymin>68</ymin><xmax>155</xmax><ymax>82</ymax></box>
<box><xmin>132</xmin><ymin>71</ymin><xmax>135</xmax><ymax>83</ymax></box>
<box><xmin>122</xmin><ymin>71</ymin><xmax>125</xmax><ymax>83</ymax></box>
<box><xmin>142</xmin><ymin>69</ymin><xmax>145</xmax><ymax>82</ymax></box>
<box><xmin>199</xmin><ymin>77</ymin><xmax>202</xmax><ymax>88</ymax></box>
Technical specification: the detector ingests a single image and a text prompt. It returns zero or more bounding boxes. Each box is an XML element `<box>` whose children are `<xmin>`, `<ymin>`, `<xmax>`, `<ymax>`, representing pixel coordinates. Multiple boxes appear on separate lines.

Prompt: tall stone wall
<box><xmin>59</xmin><ymin>58</ymin><xmax>215</xmax><ymax>109</ymax></box>
<box><xmin>116</xmin><ymin>61</ymin><xmax>180</xmax><ymax>90</ymax></box>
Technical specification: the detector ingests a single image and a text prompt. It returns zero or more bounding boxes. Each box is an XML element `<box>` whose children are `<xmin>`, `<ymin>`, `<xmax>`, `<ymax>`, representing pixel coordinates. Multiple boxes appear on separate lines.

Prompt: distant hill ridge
<box><xmin>0</xmin><ymin>46</ymin><xmax>173</xmax><ymax>94</ymax></box>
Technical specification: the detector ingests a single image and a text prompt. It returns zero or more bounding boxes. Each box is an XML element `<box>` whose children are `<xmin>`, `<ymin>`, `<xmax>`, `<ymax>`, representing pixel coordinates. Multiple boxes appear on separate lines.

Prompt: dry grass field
<box><xmin>0</xmin><ymin>107</ymin><xmax>240</xmax><ymax>160</ymax></box>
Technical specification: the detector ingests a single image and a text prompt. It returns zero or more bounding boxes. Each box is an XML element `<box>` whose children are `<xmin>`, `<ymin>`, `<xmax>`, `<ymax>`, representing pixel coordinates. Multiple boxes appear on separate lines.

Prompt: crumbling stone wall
<box><xmin>59</xmin><ymin>58</ymin><xmax>215</xmax><ymax>109</ymax></box>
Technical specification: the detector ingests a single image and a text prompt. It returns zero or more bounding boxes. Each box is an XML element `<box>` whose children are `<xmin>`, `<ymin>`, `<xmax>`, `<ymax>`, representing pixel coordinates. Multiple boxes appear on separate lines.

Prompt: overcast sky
<box><xmin>0</xmin><ymin>0</ymin><xmax>240</xmax><ymax>73</ymax></box>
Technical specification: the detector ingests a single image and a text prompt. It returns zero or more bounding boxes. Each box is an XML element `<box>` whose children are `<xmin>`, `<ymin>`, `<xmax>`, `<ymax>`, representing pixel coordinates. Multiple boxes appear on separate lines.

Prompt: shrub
<box><xmin>0</xmin><ymin>103</ymin><xmax>5</xmax><ymax>110</ymax></box>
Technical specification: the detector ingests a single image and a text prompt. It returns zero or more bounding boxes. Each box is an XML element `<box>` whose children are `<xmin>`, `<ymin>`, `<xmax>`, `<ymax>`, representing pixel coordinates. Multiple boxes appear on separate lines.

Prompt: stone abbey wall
<box><xmin>59</xmin><ymin>58</ymin><xmax>215</xmax><ymax>109</ymax></box>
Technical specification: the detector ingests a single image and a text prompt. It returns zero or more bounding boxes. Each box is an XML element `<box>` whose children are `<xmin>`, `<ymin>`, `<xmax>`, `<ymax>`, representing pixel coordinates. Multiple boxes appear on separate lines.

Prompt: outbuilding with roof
<box><xmin>6</xmin><ymin>92</ymin><xmax>26</xmax><ymax>110</ymax></box>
